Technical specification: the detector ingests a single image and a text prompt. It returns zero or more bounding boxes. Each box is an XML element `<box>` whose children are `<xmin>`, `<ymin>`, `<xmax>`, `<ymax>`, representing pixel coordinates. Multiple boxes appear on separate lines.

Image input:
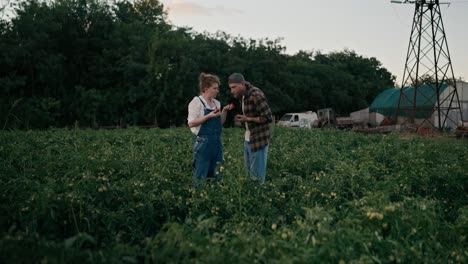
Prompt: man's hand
<box><xmin>236</xmin><ymin>114</ymin><xmax>255</xmax><ymax>123</ymax></box>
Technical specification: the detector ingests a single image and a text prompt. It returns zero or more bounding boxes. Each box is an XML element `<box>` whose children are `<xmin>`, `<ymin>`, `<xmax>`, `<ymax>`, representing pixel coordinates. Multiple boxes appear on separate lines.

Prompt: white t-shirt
<box><xmin>242</xmin><ymin>95</ymin><xmax>250</xmax><ymax>142</ymax></box>
<box><xmin>187</xmin><ymin>96</ymin><xmax>221</xmax><ymax>135</ymax></box>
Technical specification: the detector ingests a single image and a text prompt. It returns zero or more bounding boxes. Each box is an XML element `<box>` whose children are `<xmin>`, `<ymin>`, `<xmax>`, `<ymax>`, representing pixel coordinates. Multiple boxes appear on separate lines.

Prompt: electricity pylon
<box><xmin>392</xmin><ymin>0</ymin><xmax>462</xmax><ymax>130</ymax></box>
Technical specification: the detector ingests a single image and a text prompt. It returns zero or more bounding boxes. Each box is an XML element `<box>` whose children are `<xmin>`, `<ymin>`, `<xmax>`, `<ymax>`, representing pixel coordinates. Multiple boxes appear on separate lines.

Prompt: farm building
<box><xmin>369</xmin><ymin>81</ymin><xmax>468</xmax><ymax>129</ymax></box>
<box><xmin>349</xmin><ymin>108</ymin><xmax>385</xmax><ymax>128</ymax></box>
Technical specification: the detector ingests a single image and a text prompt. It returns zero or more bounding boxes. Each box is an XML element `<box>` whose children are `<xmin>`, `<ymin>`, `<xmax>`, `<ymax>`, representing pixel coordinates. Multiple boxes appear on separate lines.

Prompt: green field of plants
<box><xmin>0</xmin><ymin>127</ymin><xmax>467</xmax><ymax>263</ymax></box>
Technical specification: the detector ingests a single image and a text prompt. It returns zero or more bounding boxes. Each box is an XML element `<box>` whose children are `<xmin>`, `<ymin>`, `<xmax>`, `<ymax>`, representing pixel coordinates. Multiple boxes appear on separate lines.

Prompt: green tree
<box><xmin>0</xmin><ymin>0</ymin><xmax>396</xmax><ymax>129</ymax></box>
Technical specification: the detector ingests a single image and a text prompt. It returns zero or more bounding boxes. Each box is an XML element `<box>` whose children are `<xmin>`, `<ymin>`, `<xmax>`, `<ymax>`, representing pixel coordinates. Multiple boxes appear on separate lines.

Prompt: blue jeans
<box><xmin>244</xmin><ymin>141</ymin><xmax>269</xmax><ymax>183</ymax></box>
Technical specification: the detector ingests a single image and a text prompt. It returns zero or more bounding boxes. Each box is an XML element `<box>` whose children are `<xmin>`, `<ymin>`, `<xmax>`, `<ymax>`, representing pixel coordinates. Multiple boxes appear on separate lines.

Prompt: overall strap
<box><xmin>197</xmin><ymin>96</ymin><xmax>207</xmax><ymax>108</ymax></box>
<box><xmin>198</xmin><ymin>96</ymin><xmax>218</xmax><ymax>110</ymax></box>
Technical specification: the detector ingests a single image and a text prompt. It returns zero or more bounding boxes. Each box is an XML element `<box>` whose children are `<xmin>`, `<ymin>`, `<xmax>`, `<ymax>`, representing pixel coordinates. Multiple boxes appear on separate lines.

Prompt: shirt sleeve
<box><xmin>214</xmin><ymin>99</ymin><xmax>221</xmax><ymax>110</ymax></box>
<box><xmin>253</xmin><ymin>92</ymin><xmax>273</xmax><ymax>124</ymax></box>
<box><xmin>187</xmin><ymin>97</ymin><xmax>202</xmax><ymax>124</ymax></box>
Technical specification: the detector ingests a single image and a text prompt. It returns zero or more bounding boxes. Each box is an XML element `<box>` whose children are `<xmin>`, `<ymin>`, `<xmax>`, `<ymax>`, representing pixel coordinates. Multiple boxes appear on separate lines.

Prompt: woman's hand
<box><xmin>223</xmin><ymin>103</ymin><xmax>235</xmax><ymax>112</ymax></box>
<box><xmin>188</xmin><ymin>108</ymin><xmax>221</xmax><ymax>128</ymax></box>
<box><xmin>207</xmin><ymin>108</ymin><xmax>222</xmax><ymax>118</ymax></box>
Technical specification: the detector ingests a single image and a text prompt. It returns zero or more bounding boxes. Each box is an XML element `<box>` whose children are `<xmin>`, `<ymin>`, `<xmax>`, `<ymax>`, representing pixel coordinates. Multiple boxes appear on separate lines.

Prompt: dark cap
<box><xmin>228</xmin><ymin>73</ymin><xmax>246</xmax><ymax>84</ymax></box>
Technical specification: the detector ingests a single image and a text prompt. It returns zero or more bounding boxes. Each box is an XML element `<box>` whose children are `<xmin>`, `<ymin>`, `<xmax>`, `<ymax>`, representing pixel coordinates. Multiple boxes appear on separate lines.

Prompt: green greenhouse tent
<box><xmin>369</xmin><ymin>83</ymin><xmax>449</xmax><ymax>118</ymax></box>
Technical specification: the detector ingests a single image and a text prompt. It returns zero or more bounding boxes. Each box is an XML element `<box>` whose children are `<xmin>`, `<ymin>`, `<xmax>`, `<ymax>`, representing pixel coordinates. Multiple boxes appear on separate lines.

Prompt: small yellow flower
<box><xmin>376</xmin><ymin>213</ymin><xmax>383</xmax><ymax>220</ymax></box>
<box><xmin>367</xmin><ymin>212</ymin><xmax>384</xmax><ymax>220</ymax></box>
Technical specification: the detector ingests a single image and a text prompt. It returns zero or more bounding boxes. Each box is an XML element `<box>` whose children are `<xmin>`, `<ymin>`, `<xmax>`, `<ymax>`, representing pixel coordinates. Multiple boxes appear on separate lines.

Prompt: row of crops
<box><xmin>0</xmin><ymin>127</ymin><xmax>467</xmax><ymax>263</ymax></box>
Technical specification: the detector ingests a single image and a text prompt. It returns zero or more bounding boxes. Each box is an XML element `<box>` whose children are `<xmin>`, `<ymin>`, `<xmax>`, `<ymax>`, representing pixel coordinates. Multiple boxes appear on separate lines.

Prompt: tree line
<box><xmin>0</xmin><ymin>0</ymin><xmax>396</xmax><ymax>129</ymax></box>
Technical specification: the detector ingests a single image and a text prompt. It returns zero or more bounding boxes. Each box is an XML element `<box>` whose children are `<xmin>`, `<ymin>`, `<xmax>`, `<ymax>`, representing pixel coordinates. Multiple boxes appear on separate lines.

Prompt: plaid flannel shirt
<box><xmin>243</xmin><ymin>84</ymin><xmax>273</xmax><ymax>152</ymax></box>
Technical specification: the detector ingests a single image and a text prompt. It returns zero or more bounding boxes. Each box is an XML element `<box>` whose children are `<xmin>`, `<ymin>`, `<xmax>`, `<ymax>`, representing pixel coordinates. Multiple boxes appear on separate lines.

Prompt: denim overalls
<box><xmin>193</xmin><ymin>97</ymin><xmax>223</xmax><ymax>184</ymax></box>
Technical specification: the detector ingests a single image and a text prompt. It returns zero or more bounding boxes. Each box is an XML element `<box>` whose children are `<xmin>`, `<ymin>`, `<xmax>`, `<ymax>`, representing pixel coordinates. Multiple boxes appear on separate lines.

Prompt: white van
<box><xmin>277</xmin><ymin>111</ymin><xmax>318</xmax><ymax>128</ymax></box>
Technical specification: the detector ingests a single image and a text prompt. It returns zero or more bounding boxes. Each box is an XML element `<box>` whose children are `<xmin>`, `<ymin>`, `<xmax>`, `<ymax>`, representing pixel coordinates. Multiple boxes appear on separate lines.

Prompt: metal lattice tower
<box><xmin>393</xmin><ymin>0</ymin><xmax>463</xmax><ymax>130</ymax></box>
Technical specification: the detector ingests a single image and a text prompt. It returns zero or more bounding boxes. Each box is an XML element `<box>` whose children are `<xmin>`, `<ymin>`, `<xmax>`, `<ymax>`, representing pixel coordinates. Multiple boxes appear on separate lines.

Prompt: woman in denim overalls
<box><xmin>187</xmin><ymin>73</ymin><xmax>233</xmax><ymax>186</ymax></box>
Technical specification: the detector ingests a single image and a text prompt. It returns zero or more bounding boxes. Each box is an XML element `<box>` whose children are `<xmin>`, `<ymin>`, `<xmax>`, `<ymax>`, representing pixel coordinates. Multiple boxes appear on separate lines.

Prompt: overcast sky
<box><xmin>160</xmin><ymin>0</ymin><xmax>468</xmax><ymax>85</ymax></box>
